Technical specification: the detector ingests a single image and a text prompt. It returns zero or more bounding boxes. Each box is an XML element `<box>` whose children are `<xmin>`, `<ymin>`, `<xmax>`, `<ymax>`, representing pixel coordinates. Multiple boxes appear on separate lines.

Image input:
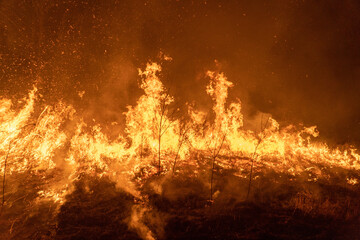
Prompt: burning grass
<box><xmin>1</xmin><ymin>59</ymin><xmax>360</xmax><ymax>239</ymax></box>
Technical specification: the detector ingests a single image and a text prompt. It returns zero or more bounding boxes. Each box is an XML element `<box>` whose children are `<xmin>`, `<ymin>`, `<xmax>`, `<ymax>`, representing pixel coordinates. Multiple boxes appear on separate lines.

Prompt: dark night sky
<box><xmin>1</xmin><ymin>0</ymin><xmax>360</xmax><ymax>145</ymax></box>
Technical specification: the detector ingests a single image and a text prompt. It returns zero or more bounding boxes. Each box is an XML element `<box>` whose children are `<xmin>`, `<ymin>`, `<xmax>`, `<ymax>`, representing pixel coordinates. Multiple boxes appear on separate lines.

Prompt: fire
<box><xmin>1</xmin><ymin>59</ymin><xmax>359</xmax><ymax>239</ymax></box>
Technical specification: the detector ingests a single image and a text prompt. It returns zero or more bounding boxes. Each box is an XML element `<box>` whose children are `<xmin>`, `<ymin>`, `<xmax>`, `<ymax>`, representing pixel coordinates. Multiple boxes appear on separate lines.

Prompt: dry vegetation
<box><xmin>1</xmin><ymin>61</ymin><xmax>360</xmax><ymax>239</ymax></box>
<box><xmin>2</xmin><ymin>158</ymin><xmax>360</xmax><ymax>239</ymax></box>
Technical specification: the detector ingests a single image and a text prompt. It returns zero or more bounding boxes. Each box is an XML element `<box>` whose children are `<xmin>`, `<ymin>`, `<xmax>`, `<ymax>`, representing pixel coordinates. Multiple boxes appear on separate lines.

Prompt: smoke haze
<box><xmin>1</xmin><ymin>0</ymin><xmax>360</xmax><ymax>144</ymax></box>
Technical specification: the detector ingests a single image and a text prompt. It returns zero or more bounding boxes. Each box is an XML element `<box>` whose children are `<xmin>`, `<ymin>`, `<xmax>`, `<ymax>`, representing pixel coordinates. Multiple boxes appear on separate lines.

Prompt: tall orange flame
<box><xmin>1</xmin><ymin>60</ymin><xmax>359</xmax><ymax>239</ymax></box>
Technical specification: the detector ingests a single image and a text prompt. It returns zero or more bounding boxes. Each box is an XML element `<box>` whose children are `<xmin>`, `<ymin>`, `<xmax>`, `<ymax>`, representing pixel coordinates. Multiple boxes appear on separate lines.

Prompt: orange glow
<box><xmin>1</xmin><ymin>60</ymin><xmax>359</xmax><ymax>238</ymax></box>
<box><xmin>2</xmin><ymin>61</ymin><xmax>360</xmax><ymax>193</ymax></box>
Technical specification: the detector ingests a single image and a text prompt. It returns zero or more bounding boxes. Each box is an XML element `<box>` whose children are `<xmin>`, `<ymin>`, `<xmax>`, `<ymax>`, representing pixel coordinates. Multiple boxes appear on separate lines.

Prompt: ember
<box><xmin>1</xmin><ymin>1</ymin><xmax>360</xmax><ymax>239</ymax></box>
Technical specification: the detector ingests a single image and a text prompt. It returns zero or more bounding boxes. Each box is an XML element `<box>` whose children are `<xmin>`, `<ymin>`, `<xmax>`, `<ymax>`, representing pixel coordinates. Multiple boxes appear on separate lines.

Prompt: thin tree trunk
<box><xmin>173</xmin><ymin>123</ymin><xmax>189</xmax><ymax>174</ymax></box>
<box><xmin>246</xmin><ymin>145</ymin><xmax>259</xmax><ymax>200</ymax></box>
<box><xmin>210</xmin><ymin>134</ymin><xmax>226</xmax><ymax>201</ymax></box>
<box><xmin>246</xmin><ymin>117</ymin><xmax>270</xmax><ymax>200</ymax></box>
<box><xmin>172</xmin><ymin>142</ymin><xmax>183</xmax><ymax>174</ymax></box>
<box><xmin>140</xmin><ymin>134</ymin><xmax>143</xmax><ymax>161</ymax></box>
<box><xmin>158</xmin><ymin>114</ymin><xmax>163</xmax><ymax>174</ymax></box>
<box><xmin>158</xmin><ymin>134</ymin><xmax>161</xmax><ymax>174</ymax></box>
<box><xmin>1</xmin><ymin>143</ymin><xmax>11</xmax><ymax>215</ymax></box>
<box><xmin>210</xmin><ymin>156</ymin><xmax>216</xmax><ymax>201</ymax></box>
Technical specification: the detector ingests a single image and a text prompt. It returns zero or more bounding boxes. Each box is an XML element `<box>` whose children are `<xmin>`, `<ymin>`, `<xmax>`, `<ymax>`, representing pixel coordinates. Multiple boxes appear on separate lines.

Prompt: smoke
<box><xmin>2</xmin><ymin>0</ymin><xmax>360</xmax><ymax>144</ymax></box>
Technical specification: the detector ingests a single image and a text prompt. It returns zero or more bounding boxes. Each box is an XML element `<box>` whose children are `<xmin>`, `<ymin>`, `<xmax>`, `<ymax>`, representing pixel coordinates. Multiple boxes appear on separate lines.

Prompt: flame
<box><xmin>1</xmin><ymin>60</ymin><xmax>359</xmax><ymax>238</ymax></box>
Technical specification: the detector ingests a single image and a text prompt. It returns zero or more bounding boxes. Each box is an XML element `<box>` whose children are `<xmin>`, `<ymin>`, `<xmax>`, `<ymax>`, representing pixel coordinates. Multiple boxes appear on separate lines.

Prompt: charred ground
<box><xmin>2</xmin><ymin>157</ymin><xmax>360</xmax><ymax>240</ymax></box>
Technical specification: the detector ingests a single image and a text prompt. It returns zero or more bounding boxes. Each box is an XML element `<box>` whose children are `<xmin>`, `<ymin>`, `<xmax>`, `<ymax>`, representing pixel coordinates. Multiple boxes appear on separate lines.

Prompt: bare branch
<box><xmin>210</xmin><ymin>133</ymin><xmax>227</xmax><ymax>201</ymax></box>
<box><xmin>172</xmin><ymin>122</ymin><xmax>191</xmax><ymax>174</ymax></box>
<box><xmin>246</xmin><ymin>116</ymin><xmax>270</xmax><ymax>200</ymax></box>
